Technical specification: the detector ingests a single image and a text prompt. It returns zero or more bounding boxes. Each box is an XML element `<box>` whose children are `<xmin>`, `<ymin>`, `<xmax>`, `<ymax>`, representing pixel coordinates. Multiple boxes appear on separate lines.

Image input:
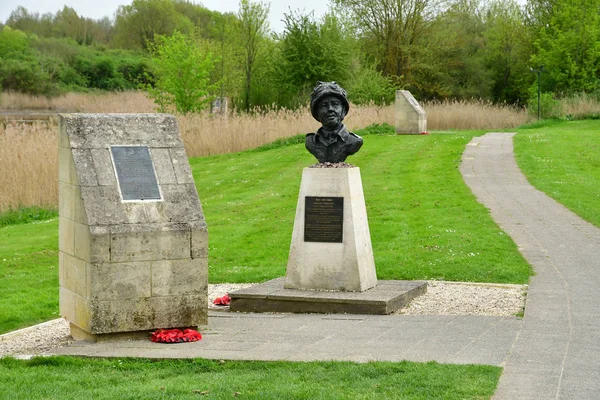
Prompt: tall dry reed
<box><xmin>0</xmin><ymin>92</ymin><xmax>535</xmax><ymax>213</ymax></box>
<box><xmin>0</xmin><ymin>121</ymin><xmax>58</xmax><ymax>212</ymax></box>
<box><xmin>425</xmin><ymin>99</ymin><xmax>531</xmax><ymax>130</ymax></box>
<box><xmin>180</xmin><ymin>104</ymin><xmax>393</xmax><ymax>157</ymax></box>
<box><xmin>560</xmin><ymin>93</ymin><xmax>600</xmax><ymax>118</ymax></box>
<box><xmin>1</xmin><ymin>91</ymin><xmax>155</xmax><ymax>113</ymax></box>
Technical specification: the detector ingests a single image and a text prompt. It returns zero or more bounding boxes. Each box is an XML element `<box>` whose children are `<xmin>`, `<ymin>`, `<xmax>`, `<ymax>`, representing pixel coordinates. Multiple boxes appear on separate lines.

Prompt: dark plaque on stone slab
<box><xmin>304</xmin><ymin>196</ymin><xmax>343</xmax><ymax>243</ymax></box>
<box><xmin>111</xmin><ymin>146</ymin><xmax>161</xmax><ymax>201</ymax></box>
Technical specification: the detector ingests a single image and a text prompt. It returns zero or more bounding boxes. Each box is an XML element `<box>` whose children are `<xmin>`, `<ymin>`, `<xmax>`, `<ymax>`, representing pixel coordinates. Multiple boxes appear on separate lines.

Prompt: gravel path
<box><xmin>0</xmin><ymin>281</ymin><xmax>526</xmax><ymax>358</ymax></box>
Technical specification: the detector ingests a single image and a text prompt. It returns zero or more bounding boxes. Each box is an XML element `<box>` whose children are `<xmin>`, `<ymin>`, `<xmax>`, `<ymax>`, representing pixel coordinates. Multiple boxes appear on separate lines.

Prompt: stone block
<box><xmin>59</xmin><ymin>252</ymin><xmax>89</xmax><ymax>298</ymax></box>
<box><xmin>162</xmin><ymin>184</ymin><xmax>204</xmax><ymax>222</ymax></box>
<box><xmin>190</xmin><ymin>220</ymin><xmax>209</xmax><ymax>259</ymax></box>
<box><xmin>72</xmin><ymin>185</ymin><xmax>87</xmax><ymax>224</ymax></box>
<box><xmin>60</xmin><ymin>288</ymin><xmax>91</xmax><ymax>332</ymax></box>
<box><xmin>89</xmin><ymin>295</ymin><xmax>206</xmax><ymax>334</ymax></box>
<box><xmin>80</xmin><ymin>186</ymin><xmax>147</xmax><ymax>225</ymax></box>
<box><xmin>286</xmin><ymin>167</ymin><xmax>377</xmax><ymax>292</ymax></box>
<box><xmin>230</xmin><ymin>278</ymin><xmax>427</xmax><ymax>315</ymax></box>
<box><xmin>58</xmin><ymin>147</ymin><xmax>77</xmax><ymax>185</ymax></box>
<box><xmin>110</xmin><ymin>223</ymin><xmax>191</xmax><ymax>262</ymax></box>
<box><xmin>59</xmin><ymin>114</ymin><xmax>184</xmax><ymax>149</ymax></box>
<box><xmin>151</xmin><ymin>258</ymin><xmax>208</xmax><ymax>296</ymax></box>
<box><xmin>90</xmin><ymin>148</ymin><xmax>117</xmax><ymax>186</ymax></box>
<box><xmin>59</xmin><ymin>217</ymin><xmax>75</xmax><ymax>255</ymax></box>
<box><xmin>72</xmin><ymin>149</ymin><xmax>98</xmax><ymax>186</ymax></box>
<box><xmin>90</xmin><ymin>262</ymin><xmax>151</xmax><ymax>300</ymax></box>
<box><xmin>150</xmin><ymin>148</ymin><xmax>177</xmax><ymax>184</ymax></box>
<box><xmin>170</xmin><ymin>148</ymin><xmax>195</xmax><ymax>184</ymax></box>
<box><xmin>59</xmin><ymin>182</ymin><xmax>75</xmax><ymax>221</ymax></box>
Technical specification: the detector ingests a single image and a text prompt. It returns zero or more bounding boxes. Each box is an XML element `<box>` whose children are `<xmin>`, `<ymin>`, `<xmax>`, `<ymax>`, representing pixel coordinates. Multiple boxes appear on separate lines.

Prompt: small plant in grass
<box><xmin>0</xmin><ymin>206</ymin><xmax>56</xmax><ymax>227</ymax></box>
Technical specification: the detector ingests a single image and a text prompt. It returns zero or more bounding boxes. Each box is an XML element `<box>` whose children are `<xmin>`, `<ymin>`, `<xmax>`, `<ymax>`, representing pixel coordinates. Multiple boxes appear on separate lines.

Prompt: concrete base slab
<box><xmin>229</xmin><ymin>278</ymin><xmax>427</xmax><ymax>315</ymax></box>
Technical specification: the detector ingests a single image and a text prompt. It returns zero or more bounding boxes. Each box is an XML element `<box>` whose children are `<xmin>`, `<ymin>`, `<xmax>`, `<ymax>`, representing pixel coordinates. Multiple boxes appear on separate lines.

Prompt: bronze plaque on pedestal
<box><xmin>304</xmin><ymin>196</ymin><xmax>344</xmax><ymax>243</ymax></box>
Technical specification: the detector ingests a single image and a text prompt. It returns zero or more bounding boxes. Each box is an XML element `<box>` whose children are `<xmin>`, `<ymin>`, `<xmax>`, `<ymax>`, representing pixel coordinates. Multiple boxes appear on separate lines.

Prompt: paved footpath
<box><xmin>461</xmin><ymin>133</ymin><xmax>600</xmax><ymax>399</ymax></box>
<box><xmin>54</xmin><ymin>132</ymin><xmax>600</xmax><ymax>399</ymax></box>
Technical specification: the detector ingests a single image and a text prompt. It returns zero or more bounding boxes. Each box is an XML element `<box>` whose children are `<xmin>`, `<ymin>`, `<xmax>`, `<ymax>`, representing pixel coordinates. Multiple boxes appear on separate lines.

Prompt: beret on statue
<box><xmin>310</xmin><ymin>81</ymin><xmax>350</xmax><ymax>122</ymax></box>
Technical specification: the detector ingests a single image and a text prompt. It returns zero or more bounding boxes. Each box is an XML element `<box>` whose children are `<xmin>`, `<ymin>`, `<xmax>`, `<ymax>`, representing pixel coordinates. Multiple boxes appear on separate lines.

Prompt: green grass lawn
<box><xmin>0</xmin><ymin>125</ymin><xmax>534</xmax><ymax>334</ymax></box>
<box><xmin>0</xmin><ymin>356</ymin><xmax>501</xmax><ymax>400</ymax></box>
<box><xmin>196</xmin><ymin>127</ymin><xmax>531</xmax><ymax>283</ymax></box>
<box><xmin>515</xmin><ymin>120</ymin><xmax>600</xmax><ymax>227</ymax></box>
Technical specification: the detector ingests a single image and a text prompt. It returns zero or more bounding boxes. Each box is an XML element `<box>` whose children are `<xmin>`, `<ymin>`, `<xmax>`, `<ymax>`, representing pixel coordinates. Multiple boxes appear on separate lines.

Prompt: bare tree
<box><xmin>332</xmin><ymin>0</ymin><xmax>442</xmax><ymax>82</ymax></box>
<box><xmin>237</xmin><ymin>0</ymin><xmax>270</xmax><ymax>111</ymax></box>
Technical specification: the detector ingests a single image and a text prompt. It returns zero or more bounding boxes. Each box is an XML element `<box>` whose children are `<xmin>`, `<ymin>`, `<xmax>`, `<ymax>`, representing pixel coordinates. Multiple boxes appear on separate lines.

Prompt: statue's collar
<box><xmin>316</xmin><ymin>124</ymin><xmax>349</xmax><ymax>146</ymax></box>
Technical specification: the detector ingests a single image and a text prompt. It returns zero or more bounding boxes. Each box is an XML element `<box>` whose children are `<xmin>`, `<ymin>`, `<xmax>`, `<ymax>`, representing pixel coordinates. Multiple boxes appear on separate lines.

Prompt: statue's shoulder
<box><xmin>305</xmin><ymin>133</ymin><xmax>317</xmax><ymax>149</ymax></box>
<box><xmin>348</xmin><ymin>131</ymin><xmax>363</xmax><ymax>143</ymax></box>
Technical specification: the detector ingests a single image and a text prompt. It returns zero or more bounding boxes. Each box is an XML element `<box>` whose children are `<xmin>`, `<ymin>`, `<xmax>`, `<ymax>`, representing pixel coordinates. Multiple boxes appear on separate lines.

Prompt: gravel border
<box><xmin>0</xmin><ymin>281</ymin><xmax>527</xmax><ymax>358</ymax></box>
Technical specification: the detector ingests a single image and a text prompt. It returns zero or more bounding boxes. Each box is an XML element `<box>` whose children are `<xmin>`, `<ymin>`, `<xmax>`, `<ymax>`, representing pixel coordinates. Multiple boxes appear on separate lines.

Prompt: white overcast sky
<box><xmin>0</xmin><ymin>0</ymin><xmax>332</xmax><ymax>33</ymax></box>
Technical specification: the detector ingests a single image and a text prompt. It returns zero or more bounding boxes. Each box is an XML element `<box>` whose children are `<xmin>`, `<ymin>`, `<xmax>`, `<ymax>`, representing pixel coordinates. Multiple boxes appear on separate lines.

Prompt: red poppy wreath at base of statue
<box><xmin>151</xmin><ymin>328</ymin><xmax>202</xmax><ymax>343</ymax></box>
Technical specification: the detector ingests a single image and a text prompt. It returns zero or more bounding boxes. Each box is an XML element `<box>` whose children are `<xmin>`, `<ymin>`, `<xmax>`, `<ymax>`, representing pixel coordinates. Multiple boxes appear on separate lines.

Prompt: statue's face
<box><xmin>317</xmin><ymin>95</ymin><xmax>345</xmax><ymax>129</ymax></box>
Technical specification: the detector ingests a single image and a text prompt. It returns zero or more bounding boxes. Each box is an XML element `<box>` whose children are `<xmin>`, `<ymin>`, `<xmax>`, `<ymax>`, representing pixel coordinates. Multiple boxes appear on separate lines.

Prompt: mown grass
<box><xmin>197</xmin><ymin>126</ymin><xmax>531</xmax><ymax>283</ymax></box>
<box><xmin>0</xmin><ymin>125</ymin><xmax>534</xmax><ymax>334</ymax></box>
<box><xmin>0</xmin><ymin>220</ymin><xmax>59</xmax><ymax>333</ymax></box>
<box><xmin>0</xmin><ymin>356</ymin><xmax>501</xmax><ymax>400</ymax></box>
<box><xmin>515</xmin><ymin>120</ymin><xmax>600</xmax><ymax>227</ymax></box>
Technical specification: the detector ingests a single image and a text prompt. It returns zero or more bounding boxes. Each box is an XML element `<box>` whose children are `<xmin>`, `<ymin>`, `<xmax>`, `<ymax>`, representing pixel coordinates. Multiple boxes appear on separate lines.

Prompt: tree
<box><xmin>236</xmin><ymin>0</ymin><xmax>270</xmax><ymax>111</ymax></box>
<box><xmin>331</xmin><ymin>0</ymin><xmax>441</xmax><ymax>85</ymax></box>
<box><xmin>528</xmin><ymin>0</ymin><xmax>600</xmax><ymax>94</ymax></box>
<box><xmin>275</xmin><ymin>10</ymin><xmax>353</xmax><ymax>107</ymax></box>
<box><xmin>113</xmin><ymin>0</ymin><xmax>193</xmax><ymax>50</ymax></box>
<box><xmin>484</xmin><ymin>0</ymin><xmax>532</xmax><ymax>103</ymax></box>
<box><xmin>145</xmin><ymin>31</ymin><xmax>218</xmax><ymax>114</ymax></box>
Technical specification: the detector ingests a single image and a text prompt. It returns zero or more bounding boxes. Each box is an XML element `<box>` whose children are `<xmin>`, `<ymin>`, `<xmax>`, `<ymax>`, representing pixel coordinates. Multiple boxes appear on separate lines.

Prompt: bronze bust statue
<box><xmin>306</xmin><ymin>82</ymin><xmax>363</xmax><ymax>163</ymax></box>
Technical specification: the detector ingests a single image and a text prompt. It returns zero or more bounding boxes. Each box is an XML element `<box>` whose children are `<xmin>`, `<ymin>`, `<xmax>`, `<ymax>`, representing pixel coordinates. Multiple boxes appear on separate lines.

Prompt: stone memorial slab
<box><xmin>58</xmin><ymin>113</ymin><xmax>208</xmax><ymax>341</ymax></box>
<box><xmin>395</xmin><ymin>90</ymin><xmax>427</xmax><ymax>134</ymax></box>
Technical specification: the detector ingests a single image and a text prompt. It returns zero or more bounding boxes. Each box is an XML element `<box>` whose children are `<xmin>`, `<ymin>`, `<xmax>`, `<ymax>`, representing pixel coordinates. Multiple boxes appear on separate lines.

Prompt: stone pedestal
<box><xmin>395</xmin><ymin>90</ymin><xmax>427</xmax><ymax>134</ymax></box>
<box><xmin>285</xmin><ymin>167</ymin><xmax>377</xmax><ymax>292</ymax></box>
<box><xmin>58</xmin><ymin>113</ymin><xmax>208</xmax><ymax>341</ymax></box>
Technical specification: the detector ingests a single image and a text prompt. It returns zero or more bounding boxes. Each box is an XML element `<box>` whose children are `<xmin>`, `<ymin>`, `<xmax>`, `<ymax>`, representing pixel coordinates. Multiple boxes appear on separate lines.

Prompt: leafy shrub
<box><xmin>347</xmin><ymin>64</ymin><xmax>396</xmax><ymax>106</ymax></box>
<box><xmin>0</xmin><ymin>58</ymin><xmax>59</xmax><ymax>96</ymax></box>
<box><xmin>527</xmin><ymin>86</ymin><xmax>562</xmax><ymax>118</ymax></box>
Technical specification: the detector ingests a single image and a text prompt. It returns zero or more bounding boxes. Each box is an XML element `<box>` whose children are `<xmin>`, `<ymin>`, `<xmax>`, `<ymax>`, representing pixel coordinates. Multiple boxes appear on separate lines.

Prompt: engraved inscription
<box><xmin>111</xmin><ymin>146</ymin><xmax>161</xmax><ymax>201</ymax></box>
<box><xmin>304</xmin><ymin>196</ymin><xmax>343</xmax><ymax>243</ymax></box>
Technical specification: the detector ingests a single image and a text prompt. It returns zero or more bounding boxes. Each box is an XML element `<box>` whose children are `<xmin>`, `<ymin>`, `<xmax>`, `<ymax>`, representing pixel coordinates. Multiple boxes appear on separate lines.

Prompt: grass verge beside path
<box><xmin>195</xmin><ymin>127</ymin><xmax>531</xmax><ymax>283</ymax></box>
<box><xmin>0</xmin><ymin>356</ymin><xmax>501</xmax><ymax>400</ymax></box>
<box><xmin>515</xmin><ymin>120</ymin><xmax>600</xmax><ymax>227</ymax></box>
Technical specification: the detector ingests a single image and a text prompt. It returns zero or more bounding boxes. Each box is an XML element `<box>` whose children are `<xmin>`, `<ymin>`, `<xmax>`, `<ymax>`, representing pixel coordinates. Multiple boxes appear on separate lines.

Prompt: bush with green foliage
<box><xmin>144</xmin><ymin>31</ymin><xmax>218</xmax><ymax>114</ymax></box>
<box><xmin>527</xmin><ymin>86</ymin><xmax>562</xmax><ymax>118</ymax></box>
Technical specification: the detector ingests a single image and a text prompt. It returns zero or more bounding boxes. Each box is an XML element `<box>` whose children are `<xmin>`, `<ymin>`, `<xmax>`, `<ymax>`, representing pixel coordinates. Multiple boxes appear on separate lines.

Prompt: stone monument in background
<box><xmin>395</xmin><ymin>90</ymin><xmax>427</xmax><ymax>134</ymax></box>
<box><xmin>58</xmin><ymin>113</ymin><xmax>208</xmax><ymax>341</ymax></box>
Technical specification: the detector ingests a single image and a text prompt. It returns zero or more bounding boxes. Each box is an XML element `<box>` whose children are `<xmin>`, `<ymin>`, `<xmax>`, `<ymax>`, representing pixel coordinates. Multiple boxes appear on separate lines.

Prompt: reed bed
<box><xmin>0</xmin><ymin>121</ymin><xmax>58</xmax><ymax>212</ymax></box>
<box><xmin>0</xmin><ymin>91</ymin><xmax>155</xmax><ymax>113</ymax></box>
<box><xmin>424</xmin><ymin>99</ymin><xmax>531</xmax><ymax>130</ymax></box>
<box><xmin>561</xmin><ymin>93</ymin><xmax>600</xmax><ymax>118</ymax></box>
<box><xmin>180</xmin><ymin>104</ymin><xmax>393</xmax><ymax>156</ymax></box>
<box><xmin>0</xmin><ymin>91</ymin><xmax>534</xmax><ymax>213</ymax></box>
